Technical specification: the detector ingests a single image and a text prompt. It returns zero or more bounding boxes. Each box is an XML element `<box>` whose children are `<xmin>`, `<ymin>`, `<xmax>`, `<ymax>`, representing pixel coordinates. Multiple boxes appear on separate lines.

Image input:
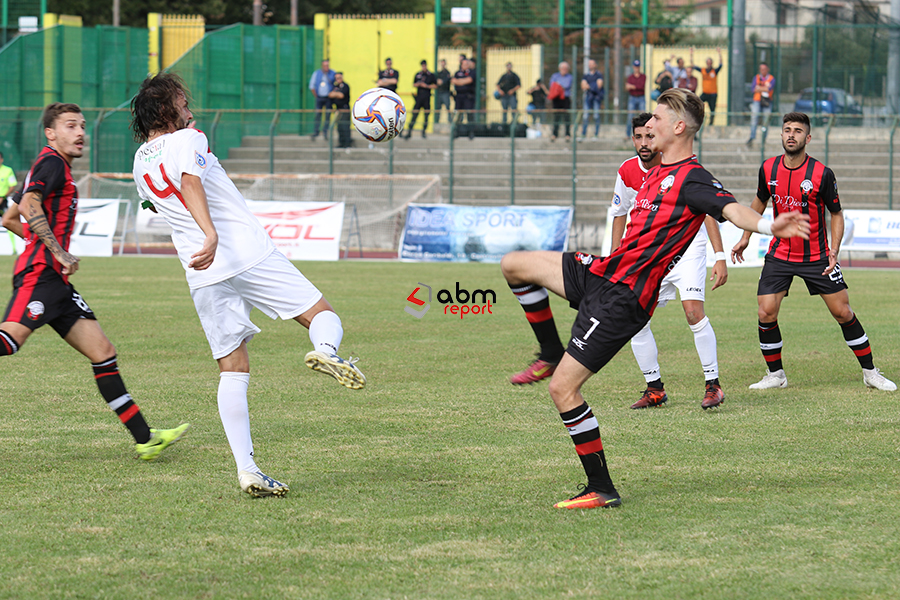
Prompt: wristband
<box><xmin>714</xmin><ymin>251</ymin><xmax>727</xmax><ymax>262</ymax></box>
<box><xmin>757</xmin><ymin>218</ymin><xmax>773</xmax><ymax>236</ymax></box>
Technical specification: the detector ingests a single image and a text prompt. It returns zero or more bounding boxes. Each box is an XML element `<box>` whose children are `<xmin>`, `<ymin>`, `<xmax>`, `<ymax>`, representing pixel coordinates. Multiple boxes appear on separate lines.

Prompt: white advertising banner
<box><xmin>0</xmin><ymin>198</ymin><xmax>120</xmax><ymax>257</ymax></box>
<box><xmin>136</xmin><ymin>200</ymin><xmax>345</xmax><ymax>261</ymax></box>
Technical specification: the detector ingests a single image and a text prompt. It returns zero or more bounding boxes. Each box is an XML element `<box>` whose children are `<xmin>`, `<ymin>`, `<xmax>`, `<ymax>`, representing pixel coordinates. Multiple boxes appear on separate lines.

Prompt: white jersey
<box><xmin>610</xmin><ymin>155</ymin><xmax>708</xmax><ymax>259</ymax></box>
<box><xmin>133</xmin><ymin>128</ymin><xmax>275</xmax><ymax>289</ymax></box>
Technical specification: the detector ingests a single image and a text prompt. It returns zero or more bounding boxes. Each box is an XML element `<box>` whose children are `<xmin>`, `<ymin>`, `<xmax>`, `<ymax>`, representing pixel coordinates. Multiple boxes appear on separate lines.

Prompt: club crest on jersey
<box><xmin>575</xmin><ymin>252</ymin><xmax>594</xmax><ymax>266</ymax></box>
<box><xmin>612</xmin><ymin>193</ymin><xmax>621</xmax><ymax>206</ymax></box>
<box><xmin>800</xmin><ymin>179</ymin><xmax>813</xmax><ymax>194</ymax></box>
<box><xmin>26</xmin><ymin>301</ymin><xmax>44</xmax><ymax>320</ymax></box>
<box><xmin>768</xmin><ymin>180</ymin><xmax>778</xmax><ymax>187</ymax></box>
<box><xmin>711</xmin><ymin>179</ymin><xmax>724</xmax><ymax>190</ymax></box>
<box><xmin>659</xmin><ymin>175</ymin><xmax>675</xmax><ymax>193</ymax></box>
<box><xmin>195</xmin><ymin>152</ymin><xmax>207</xmax><ymax>168</ymax></box>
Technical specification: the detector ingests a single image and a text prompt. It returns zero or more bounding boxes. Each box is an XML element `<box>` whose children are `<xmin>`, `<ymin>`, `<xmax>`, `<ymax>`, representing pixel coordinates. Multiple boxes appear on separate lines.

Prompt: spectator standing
<box><xmin>527</xmin><ymin>79</ymin><xmax>549</xmax><ymax>125</ymax></box>
<box><xmin>665</xmin><ymin>55</ymin><xmax>690</xmax><ymax>89</ymax></box>
<box><xmin>405</xmin><ymin>60</ymin><xmax>437</xmax><ymax>139</ymax></box>
<box><xmin>652</xmin><ymin>68</ymin><xmax>673</xmax><ymax>101</ymax></box>
<box><xmin>747</xmin><ymin>62</ymin><xmax>775</xmax><ymax>146</ymax></box>
<box><xmin>496</xmin><ymin>62</ymin><xmax>521</xmax><ymax>125</ymax></box>
<box><xmin>308</xmin><ymin>59</ymin><xmax>335</xmax><ymax>141</ymax></box>
<box><xmin>377</xmin><ymin>58</ymin><xmax>399</xmax><ymax>92</ymax></box>
<box><xmin>549</xmin><ymin>61</ymin><xmax>573</xmax><ymax>142</ymax></box>
<box><xmin>434</xmin><ymin>59</ymin><xmax>452</xmax><ymax>125</ymax></box>
<box><xmin>328</xmin><ymin>72</ymin><xmax>352</xmax><ymax>148</ymax></box>
<box><xmin>580</xmin><ymin>59</ymin><xmax>604</xmax><ymax>138</ymax></box>
<box><xmin>691</xmin><ymin>47</ymin><xmax>723</xmax><ymax>126</ymax></box>
<box><xmin>452</xmin><ymin>59</ymin><xmax>477</xmax><ymax>139</ymax></box>
<box><xmin>625</xmin><ymin>60</ymin><xmax>646</xmax><ymax>137</ymax></box>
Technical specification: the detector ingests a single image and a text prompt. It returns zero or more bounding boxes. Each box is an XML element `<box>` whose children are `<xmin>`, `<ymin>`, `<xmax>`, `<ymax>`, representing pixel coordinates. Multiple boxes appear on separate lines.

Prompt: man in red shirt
<box><xmin>0</xmin><ymin>103</ymin><xmax>188</xmax><ymax>460</ymax></box>
<box><xmin>731</xmin><ymin>112</ymin><xmax>895</xmax><ymax>391</ymax></box>
<box><xmin>501</xmin><ymin>89</ymin><xmax>809</xmax><ymax>509</ymax></box>
<box><xmin>625</xmin><ymin>60</ymin><xmax>646</xmax><ymax>137</ymax></box>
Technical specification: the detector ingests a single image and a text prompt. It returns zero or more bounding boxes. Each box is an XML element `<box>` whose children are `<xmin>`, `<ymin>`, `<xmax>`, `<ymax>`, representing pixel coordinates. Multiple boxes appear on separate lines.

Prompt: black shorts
<box><xmin>562</xmin><ymin>252</ymin><xmax>651</xmax><ymax>373</ymax></box>
<box><xmin>3</xmin><ymin>266</ymin><xmax>96</xmax><ymax>337</ymax></box>
<box><xmin>413</xmin><ymin>97</ymin><xmax>431</xmax><ymax>111</ymax></box>
<box><xmin>757</xmin><ymin>255</ymin><xmax>849</xmax><ymax>297</ymax></box>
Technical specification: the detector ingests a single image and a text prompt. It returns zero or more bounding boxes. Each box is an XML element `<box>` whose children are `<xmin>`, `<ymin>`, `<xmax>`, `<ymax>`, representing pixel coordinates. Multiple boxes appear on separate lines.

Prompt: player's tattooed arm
<box><xmin>20</xmin><ymin>190</ymin><xmax>80</xmax><ymax>274</ymax></box>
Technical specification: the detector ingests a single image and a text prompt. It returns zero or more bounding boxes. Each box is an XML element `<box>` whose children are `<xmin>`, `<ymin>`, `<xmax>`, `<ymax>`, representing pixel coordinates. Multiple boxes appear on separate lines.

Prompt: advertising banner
<box><xmin>399</xmin><ymin>204</ymin><xmax>573</xmax><ymax>262</ymax></box>
<box><xmin>0</xmin><ymin>198</ymin><xmax>120</xmax><ymax>257</ymax></box>
<box><xmin>137</xmin><ymin>201</ymin><xmax>346</xmax><ymax>261</ymax></box>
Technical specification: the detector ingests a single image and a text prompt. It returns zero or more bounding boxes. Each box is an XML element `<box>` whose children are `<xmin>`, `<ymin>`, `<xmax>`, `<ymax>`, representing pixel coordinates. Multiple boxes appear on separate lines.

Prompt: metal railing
<box><xmin>0</xmin><ymin>106</ymin><xmax>897</xmax><ymax>212</ymax></box>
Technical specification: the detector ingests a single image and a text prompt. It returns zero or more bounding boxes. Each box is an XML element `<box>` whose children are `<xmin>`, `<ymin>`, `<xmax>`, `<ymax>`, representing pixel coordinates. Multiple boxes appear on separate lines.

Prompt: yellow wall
<box><xmin>484</xmin><ymin>45</ymin><xmax>543</xmax><ymax>124</ymax></box>
<box><xmin>161</xmin><ymin>14</ymin><xmax>205</xmax><ymax>69</ymax></box>
<box><xmin>647</xmin><ymin>45</ymin><xmax>729</xmax><ymax>126</ymax></box>
<box><xmin>317</xmin><ymin>14</ymin><xmax>435</xmax><ymax>128</ymax></box>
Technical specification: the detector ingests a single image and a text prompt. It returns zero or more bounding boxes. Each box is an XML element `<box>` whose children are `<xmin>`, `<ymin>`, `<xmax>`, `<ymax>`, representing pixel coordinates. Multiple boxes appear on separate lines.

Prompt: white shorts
<box><xmin>657</xmin><ymin>249</ymin><xmax>707</xmax><ymax>307</ymax></box>
<box><xmin>190</xmin><ymin>250</ymin><xmax>323</xmax><ymax>359</ymax></box>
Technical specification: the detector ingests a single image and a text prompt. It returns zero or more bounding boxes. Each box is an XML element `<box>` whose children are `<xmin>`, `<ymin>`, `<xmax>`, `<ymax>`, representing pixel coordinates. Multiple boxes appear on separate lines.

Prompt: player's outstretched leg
<box><xmin>501</xmin><ymin>251</ymin><xmax>567</xmax><ymax>385</ymax></box>
<box><xmin>301</xmin><ymin>306</ymin><xmax>366</xmax><ymax>390</ymax></box>
<box><xmin>750</xmin><ymin>320</ymin><xmax>788</xmax><ymax>389</ymax></box>
<box><xmin>629</xmin><ymin>320</ymin><xmax>668</xmax><ymax>409</ymax></box>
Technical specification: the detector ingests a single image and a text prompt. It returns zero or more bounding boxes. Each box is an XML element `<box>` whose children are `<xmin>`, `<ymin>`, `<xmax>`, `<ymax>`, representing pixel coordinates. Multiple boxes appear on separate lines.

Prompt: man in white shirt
<box><xmin>131</xmin><ymin>73</ymin><xmax>366</xmax><ymax>498</ymax></box>
<box><xmin>609</xmin><ymin>112</ymin><xmax>728</xmax><ymax>410</ymax></box>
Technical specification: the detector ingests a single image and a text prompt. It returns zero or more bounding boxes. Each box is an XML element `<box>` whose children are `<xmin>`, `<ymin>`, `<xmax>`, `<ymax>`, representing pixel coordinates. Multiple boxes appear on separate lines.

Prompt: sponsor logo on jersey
<box><xmin>659</xmin><ymin>175</ymin><xmax>675</xmax><ymax>192</ymax></box>
<box><xmin>612</xmin><ymin>193</ymin><xmax>621</xmax><ymax>206</ymax></box>
<box><xmin>711</xmin><ymin>179</ymin><xmax>724</xmax><ymax>190</ymax></box>
<box><xmin>768</xmin><ymin>179</ymin><xmax>778</xmax><ymax>187</ymax></box>
<box><xmin>800</xmin><ymin>179</ymin><xmax>813</xmax><ymax>194</ymax></box>
<box><xmin>195</xmin><ymin>152</ymin><xmax>207</xmax><ymax>168</ymax></box>
<box><xmin>575</xmin><ymin>251</ymin><xmax>594</xmax><ymax>266</ymax></box>
<box><xmin>26</xmin><ymin>301</ymin><xmax>44</xmax><ymax>320</ymax></box>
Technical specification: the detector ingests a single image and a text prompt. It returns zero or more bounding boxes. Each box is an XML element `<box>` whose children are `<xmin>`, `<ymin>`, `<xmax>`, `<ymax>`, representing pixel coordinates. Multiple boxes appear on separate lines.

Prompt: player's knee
<box><xmin>500</xmin><ymin>252</ymin><xmax>524</xmax><ymax>282</ymax></box>
<box><xmin>833</xmin><ymin>306</ymin><xmax>854</xmax><ymax>323</ymax></box>
<box><xmin>757</xmin><ymin>306</ymin><xmax>777</xmax><ymax>322</ymax></box>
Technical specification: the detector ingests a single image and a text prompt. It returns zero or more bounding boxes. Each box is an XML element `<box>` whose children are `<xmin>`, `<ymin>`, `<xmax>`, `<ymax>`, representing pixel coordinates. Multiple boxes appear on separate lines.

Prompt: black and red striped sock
<box><xmin>758</xmin><ymin>320</ymin><xmax>784</xmax><ymax>372</ymax></box>
<box><xmin>840</xmin><ymin>316</ymin><xmax>874</xmax><ymax>370</ymax></box>
<box><xmin>508</xmin><ymin>283</ymin><xmax>565</xmax><ymax>363</ymax></box>
<box><xmin>559</xmin><ymin>402</ymin><xmax>615</xmax><ymax>493</ymax></box>
<box><xmin>92</xmin><ymin>356</ymin><xmax>151</xmax><ymax>444</ymax></box>
<box><xmin>0</xmin><ymin>330</ymin><xmax>19</xmax><ymax>355</ymax></box>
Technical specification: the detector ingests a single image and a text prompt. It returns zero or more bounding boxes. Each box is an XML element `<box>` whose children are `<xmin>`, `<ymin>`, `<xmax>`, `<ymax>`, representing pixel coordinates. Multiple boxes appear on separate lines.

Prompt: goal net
<box><xmin>78</xmin><ymin>173</ymin><xmax>445</xmax><ymax>255</ymax></box>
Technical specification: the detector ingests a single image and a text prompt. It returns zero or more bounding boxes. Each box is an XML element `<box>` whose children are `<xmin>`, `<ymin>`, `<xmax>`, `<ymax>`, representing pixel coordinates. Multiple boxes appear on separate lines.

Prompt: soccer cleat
<box><xmin>134</xmin><ymin>423</ymin><xmax>190</xmax><ymax>461</ymax></box>
<box><xmin>239</xmin><ymin>470</ymin><xmax>290</xmax><ymax>498</ymax></box>
<box><xmin>509</xmin><ymin>358</ymin><xmax>558</xmax><ymax>385</ymax></box>
<box><xmin>554</xmin><ymin>485</ymin><xmax>622</xmax><ymax>509</ymax></box>
<box><xmin>701</xmin><ymin>383</ymin><xmax>724</xmax><ymax>410</ymax></box>
<box><xmin>748</xmin><ymin>369</ymin><xmax>788</xmax><ymax>390</ymax></box>
<box><xmin>630</xmin><ymin>387</ymin><xmax>668</xmax><ymax>409</ymax></box>
<box><xmin>863</xmin><ymin>368</ymin><xmax>897</xmax><ymax>391</ymax></box>
<box><xmin>304</xmin><ymin>350</ymin><xmax>367</xmax><ymax>390</ymax></box>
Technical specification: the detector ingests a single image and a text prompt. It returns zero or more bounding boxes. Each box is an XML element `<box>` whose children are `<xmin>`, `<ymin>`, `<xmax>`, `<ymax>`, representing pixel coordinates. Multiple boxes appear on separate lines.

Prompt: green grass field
<box><xmin>0</xmin><ymin>256</ymin><xmax>898</xmax><ymax>599</ymax></box>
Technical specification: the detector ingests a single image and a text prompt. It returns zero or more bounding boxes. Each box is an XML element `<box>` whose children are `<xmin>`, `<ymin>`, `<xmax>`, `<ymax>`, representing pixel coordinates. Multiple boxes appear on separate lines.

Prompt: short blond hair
<box><xmin>657</xmin><ymin>88</ymin><xmax>704</xmax><ymax>137</ymax></box>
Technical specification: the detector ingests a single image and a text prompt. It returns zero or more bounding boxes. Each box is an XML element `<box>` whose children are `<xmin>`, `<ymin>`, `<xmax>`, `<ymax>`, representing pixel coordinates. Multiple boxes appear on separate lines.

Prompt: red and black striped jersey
<box><xmin>757</xmin><ymin>154</ymin><xmax>840</xmax><ymax>263</ymax></box>
<box><xmin>15</xmin><ymin>146</ymin><xmax>78</xmax><ymax>283</ymax></box>
<box><xmin>590</xmin><ymin>156</ymin><xmax>736</xmax><ymax>314</ymax></box>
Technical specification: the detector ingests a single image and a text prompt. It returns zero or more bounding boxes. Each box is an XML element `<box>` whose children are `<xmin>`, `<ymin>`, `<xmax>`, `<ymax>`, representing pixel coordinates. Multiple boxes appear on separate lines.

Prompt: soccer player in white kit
<box><xmin>609</xmin><ymin>112</ymin><xmax>727</xmax><ymax>410</ymax></box>
<box><xmin>131</xmin><ymin>73</ymin><xmax>366</xmax><ymax>497</ymax></box>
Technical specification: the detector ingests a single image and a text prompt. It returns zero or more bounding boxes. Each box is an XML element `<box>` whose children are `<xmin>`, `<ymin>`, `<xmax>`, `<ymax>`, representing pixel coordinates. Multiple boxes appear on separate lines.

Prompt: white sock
<box><xmin>309</xmin><ymin>310</ymin><xmax>343</xmax><ymax>355</ymax></box>
<box><xmin>690</xmin><ymin>316</ymin><xmax>719</xmax><ymax>381</ymax></box>
<box><xmin>218</xmin><ymin>372</ymin><xmax>257</xmax><ymax>474</ymax></box>
<box><xmin>631</xmin><ymin>320</ymin><xmax>661</xmax><ymax>383</ymax></box>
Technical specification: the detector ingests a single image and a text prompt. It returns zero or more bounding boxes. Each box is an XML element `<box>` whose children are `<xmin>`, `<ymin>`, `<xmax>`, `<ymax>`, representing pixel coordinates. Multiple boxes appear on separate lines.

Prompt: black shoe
<box><xmin>310</xmin><ymin>134</ymin><xmax>318</xmax><ymax>141</ymax></box>
<box><xmin>422</xmin><ymin>131</ymin><xmax>427</xmax><ymax>139</ymax></box>
<box><xmin>468</xmin><ymin>131</ymin><xmax>475</xmax><ymax>140</ymax></box>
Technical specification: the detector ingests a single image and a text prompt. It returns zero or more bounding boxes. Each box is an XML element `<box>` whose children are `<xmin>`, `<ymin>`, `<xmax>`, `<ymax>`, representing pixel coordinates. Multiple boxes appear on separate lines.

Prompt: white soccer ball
<box><xmin>351</xmin><ymin>88</ymin><xmax>406</xmax><ymax>142</ymax></box>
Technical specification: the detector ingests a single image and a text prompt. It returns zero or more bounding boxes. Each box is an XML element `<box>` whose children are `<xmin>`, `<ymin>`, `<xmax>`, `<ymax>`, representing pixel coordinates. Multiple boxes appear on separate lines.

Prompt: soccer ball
<box><xmin>351</xmin><ymin>88</ymin><xmax>406</xmax><ymax>142</ymax></box>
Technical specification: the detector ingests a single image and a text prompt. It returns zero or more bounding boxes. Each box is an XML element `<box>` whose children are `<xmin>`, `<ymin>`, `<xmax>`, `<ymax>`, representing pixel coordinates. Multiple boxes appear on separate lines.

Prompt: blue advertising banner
<box><xmin>399</xmin><ymin>204</ymin><xmax>574</xmax><ymax>262</ymax></box>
